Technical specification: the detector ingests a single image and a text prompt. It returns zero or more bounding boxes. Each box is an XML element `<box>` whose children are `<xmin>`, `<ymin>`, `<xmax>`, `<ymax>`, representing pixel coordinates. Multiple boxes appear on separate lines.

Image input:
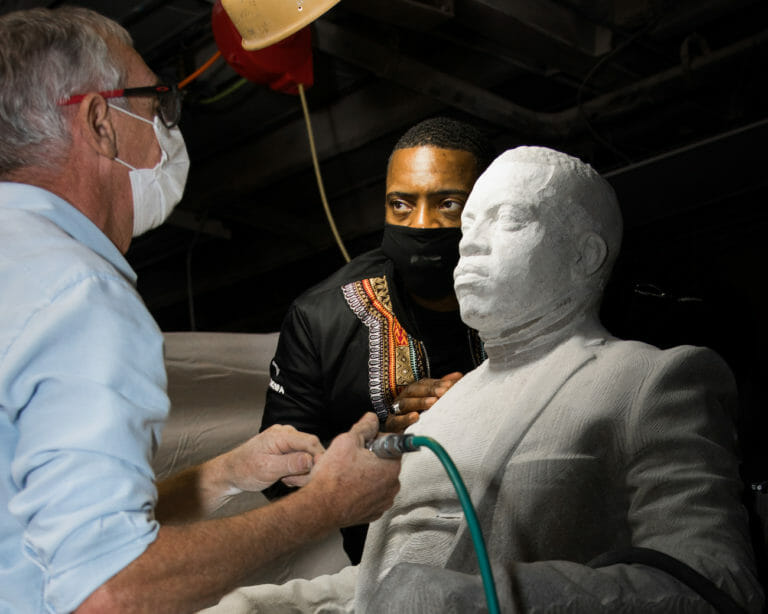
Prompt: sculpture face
<box><xmin>454</xmin><ymin>157</ymin><xmax>578</xmax><ymax>338</ymax></box>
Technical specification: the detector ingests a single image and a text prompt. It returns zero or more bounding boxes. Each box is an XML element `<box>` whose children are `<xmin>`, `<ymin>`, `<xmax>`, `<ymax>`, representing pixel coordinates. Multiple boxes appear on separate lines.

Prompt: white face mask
<box><xmin>109</xmin><ymin>104</ymin><xmax>190</xmax><ymax>237</ymax></box>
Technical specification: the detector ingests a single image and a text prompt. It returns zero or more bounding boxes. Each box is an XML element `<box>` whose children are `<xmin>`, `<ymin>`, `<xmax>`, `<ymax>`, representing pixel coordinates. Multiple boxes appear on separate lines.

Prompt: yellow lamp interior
<box><xmin>221</xmin><ymin>0</ymin><xmax>341</xmax><ymax>50</ymax></box>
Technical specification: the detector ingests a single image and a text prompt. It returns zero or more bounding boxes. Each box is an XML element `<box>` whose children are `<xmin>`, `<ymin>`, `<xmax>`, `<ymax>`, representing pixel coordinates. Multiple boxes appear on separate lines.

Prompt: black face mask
<box><xmin>381</xmin><ymin>223</ymin><xmax>462</xmax><ymax>299</ymax></box>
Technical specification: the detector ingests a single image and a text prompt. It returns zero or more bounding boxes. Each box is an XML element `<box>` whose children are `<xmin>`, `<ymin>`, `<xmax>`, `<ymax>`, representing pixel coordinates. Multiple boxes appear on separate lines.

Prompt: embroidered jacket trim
<box><xmin>342</xmin><ymin>276</ymin><xmax>427</xmax><ymax>423</ymax></box>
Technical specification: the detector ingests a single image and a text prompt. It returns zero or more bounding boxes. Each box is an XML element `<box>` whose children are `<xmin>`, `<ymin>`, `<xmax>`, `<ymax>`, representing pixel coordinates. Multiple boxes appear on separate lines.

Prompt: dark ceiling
<box><xmin>3</xmin><ymin>0</ymin><xmax>768</xmax><ymax>339</ymax></box>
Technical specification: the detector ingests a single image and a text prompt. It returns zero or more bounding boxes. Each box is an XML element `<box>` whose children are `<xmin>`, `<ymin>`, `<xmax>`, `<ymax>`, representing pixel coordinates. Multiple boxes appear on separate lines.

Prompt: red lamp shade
<box><xmin>211</xmin><ymin>0</ymin><xmax>313</xmax><ymax>95</ymax></box>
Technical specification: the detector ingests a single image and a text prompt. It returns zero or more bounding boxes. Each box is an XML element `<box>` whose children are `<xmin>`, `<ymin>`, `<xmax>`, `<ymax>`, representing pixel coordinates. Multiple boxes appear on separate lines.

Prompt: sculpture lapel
<box><xmin>445</xmin><ymin>336</ymin><xmax>598</xmax><ymax>571</ymax></box>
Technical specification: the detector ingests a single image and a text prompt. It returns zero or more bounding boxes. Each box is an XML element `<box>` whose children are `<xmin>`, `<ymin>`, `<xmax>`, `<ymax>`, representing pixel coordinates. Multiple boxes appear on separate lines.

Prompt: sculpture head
<box><xmin>454</xmin><ymin>146</ymin><xmax>622</xmax><ymax>347</ymax></box>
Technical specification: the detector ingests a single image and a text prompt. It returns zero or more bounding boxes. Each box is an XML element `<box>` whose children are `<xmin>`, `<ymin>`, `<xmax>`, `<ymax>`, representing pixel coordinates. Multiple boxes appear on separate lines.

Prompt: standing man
<box><xmin>0</xmin><ymin>8</ymin><xmax>400</xmax><ymax>613</ymax></box>
<box><xmin>260</xmin><ymin>117</ymin><xmax>495</xmax><ymax>561</ymax></box>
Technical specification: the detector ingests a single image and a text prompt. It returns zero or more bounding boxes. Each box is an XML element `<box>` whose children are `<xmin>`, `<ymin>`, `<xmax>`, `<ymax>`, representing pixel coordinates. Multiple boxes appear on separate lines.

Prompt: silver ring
<box><xmin>390</xmin><ymin>401</ymin><xmax>402</xmax><ymax>415</ymax></box>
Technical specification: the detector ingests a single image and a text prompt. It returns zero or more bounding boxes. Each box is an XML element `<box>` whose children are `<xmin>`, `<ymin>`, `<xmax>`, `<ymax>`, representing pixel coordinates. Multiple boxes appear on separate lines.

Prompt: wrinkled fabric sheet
<box><xmin>153</xmin><ymin>332</ymin><xmax>350</xmax><ymax>605</ymax></box>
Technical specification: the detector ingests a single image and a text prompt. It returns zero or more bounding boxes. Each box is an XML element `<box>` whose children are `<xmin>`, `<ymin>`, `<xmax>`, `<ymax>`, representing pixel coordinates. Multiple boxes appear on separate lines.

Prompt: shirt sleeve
<box><xmin>260</xmin><ymin>300</ymin><xmax>338</xmax><ymax>444</ymax></box>
<box><xmin>3</xmin><ymin>272</ymin><xmax>168</xmax><ymax>613</ymax></box>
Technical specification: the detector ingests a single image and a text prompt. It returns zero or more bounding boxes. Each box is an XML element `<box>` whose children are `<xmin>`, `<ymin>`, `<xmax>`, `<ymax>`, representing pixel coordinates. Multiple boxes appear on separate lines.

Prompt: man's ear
<box><xmin>72</xmin><ymin>93</ymin><xmax>117</xmax><ymax>159</ymax></box>
<box><xmin>574</xmin><ymin>231</ymin><xmax>608</xmax><ymax>279</ymax></box>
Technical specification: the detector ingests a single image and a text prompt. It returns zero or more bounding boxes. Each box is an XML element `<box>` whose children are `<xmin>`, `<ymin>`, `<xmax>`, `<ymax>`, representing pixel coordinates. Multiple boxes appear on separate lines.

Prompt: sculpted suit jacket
<box><xmin>358</xmin><ymin>335</ymin><xmax>764</xmax><ymax>613</ymax></box>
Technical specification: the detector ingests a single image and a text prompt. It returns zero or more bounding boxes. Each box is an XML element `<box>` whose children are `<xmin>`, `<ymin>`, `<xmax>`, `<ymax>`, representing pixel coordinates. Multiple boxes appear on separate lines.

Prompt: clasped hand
<box><xmin>214</xmin><ymin>424</ymin><xmax>324</xmax><ymax>496</ymax></box>
<box><xmin>384</xmin><ymin>371</ymin><xmax>463</xmax><ymax>432</ymax></box>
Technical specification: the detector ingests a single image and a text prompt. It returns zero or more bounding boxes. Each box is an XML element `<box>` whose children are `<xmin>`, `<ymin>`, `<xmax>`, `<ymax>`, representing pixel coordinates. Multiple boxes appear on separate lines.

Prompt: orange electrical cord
<box><xmin>178</xmin><ymin>50</ymin><xmax>222</xmax><ymax>89</ymax></box>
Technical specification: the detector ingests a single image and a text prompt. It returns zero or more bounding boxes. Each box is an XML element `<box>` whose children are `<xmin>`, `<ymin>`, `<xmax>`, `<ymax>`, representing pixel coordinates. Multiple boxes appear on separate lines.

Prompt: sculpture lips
<box><xmin>454</xmin><ymin>274</ymin><xmax>486</xmax><ymax>293</ymax></box>
<box><xmin>454</xmin><ymin>264</ymin><xmax>486</xmax><ymax>286</ymax></box>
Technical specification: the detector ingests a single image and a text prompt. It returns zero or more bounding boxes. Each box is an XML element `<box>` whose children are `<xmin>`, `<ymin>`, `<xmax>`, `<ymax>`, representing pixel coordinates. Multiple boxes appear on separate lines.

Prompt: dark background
<box><xmin>4</xmin><ymin>0</ymin><xmax>767</xmax><ymax>547</ymax></box>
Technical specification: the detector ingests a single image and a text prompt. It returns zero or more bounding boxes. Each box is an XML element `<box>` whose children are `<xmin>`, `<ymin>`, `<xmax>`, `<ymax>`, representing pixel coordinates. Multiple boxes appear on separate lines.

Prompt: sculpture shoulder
<box><xmin>596</xmin><ymin>337</ymin><xmax>728</xmax><ymax>369</ymax></box>
<box><xmin>589</xmin><ymin>337</ymin><xmax>736</xmax><ymax>399</ymax></box>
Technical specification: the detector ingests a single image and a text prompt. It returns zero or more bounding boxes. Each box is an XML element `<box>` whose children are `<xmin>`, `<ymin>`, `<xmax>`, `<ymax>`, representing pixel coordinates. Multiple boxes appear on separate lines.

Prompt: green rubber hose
<box><xmin>409</xmin><ymin>435</ymin><xmax>500</xmax><ymax>614</ymax></box>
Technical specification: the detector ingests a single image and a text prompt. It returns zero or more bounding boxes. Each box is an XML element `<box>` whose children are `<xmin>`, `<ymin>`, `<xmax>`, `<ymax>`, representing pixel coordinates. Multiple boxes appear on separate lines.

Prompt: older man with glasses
<box><xmin>0</xmin><ymin>7</ymin><xmax>401</xmax><ymax>613</ymax></box>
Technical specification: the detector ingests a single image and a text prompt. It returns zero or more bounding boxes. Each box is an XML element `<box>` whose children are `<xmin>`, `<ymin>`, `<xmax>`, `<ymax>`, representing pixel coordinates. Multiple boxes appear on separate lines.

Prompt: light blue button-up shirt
<box><xmin>0</xmin><ymin>183</ymin><xmax>168</xmax><ymax>613</ymax></box>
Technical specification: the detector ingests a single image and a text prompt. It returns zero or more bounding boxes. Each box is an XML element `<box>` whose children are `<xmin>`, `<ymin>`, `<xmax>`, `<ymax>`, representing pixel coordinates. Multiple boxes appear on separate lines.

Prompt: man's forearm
<box><xmin>155</xmin><ymin>457</ymin><xmax>240</xmax><ymax>524</ymax></box>
<box><xmin>155</xmin><ymin>425</ymin><xmax>322</xmax><ymax>524</ymax></box>
<box><xmin>76</xmin><ymin>482</ymin><xmax>338</xmax><ymax>614</ymax></box>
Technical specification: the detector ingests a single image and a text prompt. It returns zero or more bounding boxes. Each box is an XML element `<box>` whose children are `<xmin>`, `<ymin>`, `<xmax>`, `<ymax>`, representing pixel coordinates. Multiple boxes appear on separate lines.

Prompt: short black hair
<box><xmin>389</xmin><ymin>116</ymin><xmax>496</xmax><ymax>175</ymax></box>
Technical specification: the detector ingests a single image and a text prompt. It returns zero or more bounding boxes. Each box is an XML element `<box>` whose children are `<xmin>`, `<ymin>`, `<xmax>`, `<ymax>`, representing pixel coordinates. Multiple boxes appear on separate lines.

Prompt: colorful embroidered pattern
<box><xmin>342</xmin><ymin>276</ymin><xmax>426</xmax><ymax>422</ymax></box>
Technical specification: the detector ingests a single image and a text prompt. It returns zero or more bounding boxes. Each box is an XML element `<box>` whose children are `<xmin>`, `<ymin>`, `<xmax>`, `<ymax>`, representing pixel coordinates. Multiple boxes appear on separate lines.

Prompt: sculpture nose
<box><xmin>459</xmin><ymin>226</ymin><xmax>486</xmax><ymax>257</ymax></box>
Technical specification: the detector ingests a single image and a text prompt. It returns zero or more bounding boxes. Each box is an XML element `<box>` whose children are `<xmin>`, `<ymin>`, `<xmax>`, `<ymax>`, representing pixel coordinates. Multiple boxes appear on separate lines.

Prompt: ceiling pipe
<box><xmin>120</xmin><ymin>0</ymin><xmax>174</xmax><ymax>28</ymax></box>
<box><xmin>141</xmin><ymin>11</ymin><xmax>213</xmax><ymax>63</ymax></box>
<box><xmin>314</xmin><ymin>20</ymin><xmax>768</xmax><ymax>139</ymax></box>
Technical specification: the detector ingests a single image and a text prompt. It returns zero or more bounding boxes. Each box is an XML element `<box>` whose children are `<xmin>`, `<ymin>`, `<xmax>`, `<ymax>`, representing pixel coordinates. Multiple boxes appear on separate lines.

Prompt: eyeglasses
<box><xmin>59</xmin><ymin>84</ymin><xmax>182</xmax><ymax>128</ymax></box>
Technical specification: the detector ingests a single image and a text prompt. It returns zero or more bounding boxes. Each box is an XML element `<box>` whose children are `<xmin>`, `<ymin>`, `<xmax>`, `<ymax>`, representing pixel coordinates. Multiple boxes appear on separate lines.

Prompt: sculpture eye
<box><xmin>498</xmin><ymin>204</ymin><xmax>536</xmax><ymax>231</ymax></box>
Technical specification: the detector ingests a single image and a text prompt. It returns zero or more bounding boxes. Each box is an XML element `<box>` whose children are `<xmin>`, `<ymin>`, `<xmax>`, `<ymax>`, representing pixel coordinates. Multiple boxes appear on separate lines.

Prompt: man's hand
<box><xmin>384</xmin><ymin>371</ymin><xmax>463</xmax><ymax>432</ymax></box>
<box><xmin>307</xmin><ymin>413</ymin><xmax>401</xmax><ymax>527</ymax></box>
<box><xmin>211</xmin><ymin>424</ymin><xmax>325</xmax><ymax>494</ymax></box>
<box><xmin>158</xmin><ymin>425</ymin><xmax>325</xmax><ymax>522</ymax></box>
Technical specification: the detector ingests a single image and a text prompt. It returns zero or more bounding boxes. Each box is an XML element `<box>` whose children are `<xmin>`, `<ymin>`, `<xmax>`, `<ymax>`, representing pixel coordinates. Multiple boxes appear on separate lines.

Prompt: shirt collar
<box><xmin>0</xmin><ymin>182</ymin><xmax>137</xmax><ymax>285</ymax></box>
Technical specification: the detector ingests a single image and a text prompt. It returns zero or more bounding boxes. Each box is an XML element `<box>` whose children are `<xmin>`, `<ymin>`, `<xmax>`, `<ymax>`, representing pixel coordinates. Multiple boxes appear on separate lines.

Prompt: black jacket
<box><xmin>260</xmin><ymin>248</ymin><xmax>484</xmax><ymax>442</ymax></box>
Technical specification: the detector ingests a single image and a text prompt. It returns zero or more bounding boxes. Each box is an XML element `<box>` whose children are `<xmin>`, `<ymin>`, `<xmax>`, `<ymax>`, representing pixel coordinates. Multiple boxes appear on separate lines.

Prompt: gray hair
<box><xmin>0</xmin><ymin>7</ymin><xmax>132</xmax><ymax>176</ymax></box>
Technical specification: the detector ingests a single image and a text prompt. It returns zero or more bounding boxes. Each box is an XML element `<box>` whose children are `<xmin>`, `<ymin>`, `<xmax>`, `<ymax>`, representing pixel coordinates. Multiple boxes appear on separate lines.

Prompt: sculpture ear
<box><xmin>575</xmin><ymin>232</ymin><xmax>608</xmax><ymax>278</ymax></box>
